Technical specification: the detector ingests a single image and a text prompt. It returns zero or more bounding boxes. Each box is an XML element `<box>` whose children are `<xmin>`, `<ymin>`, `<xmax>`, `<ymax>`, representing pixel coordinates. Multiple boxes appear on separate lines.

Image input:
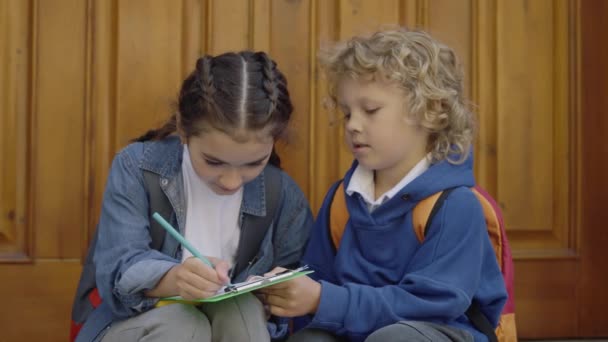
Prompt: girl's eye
<box><xmin>343</xmin><ymin>112</ymin><xmax>351</xmax><ymax>120</ymax></box>
<box><xmin>205</xmin><ymin>159</ymin><xmax>223</xmax><ymax>166</ymax></box>
<box><xmin>245</xmin><ymin>161</ymin><xmax>264</xmax><ymax>168</ymax></box>
<box><xmin>365</xmin><ymin>107</ymin><xmax>380</xmax><ymax>114</ymax></box>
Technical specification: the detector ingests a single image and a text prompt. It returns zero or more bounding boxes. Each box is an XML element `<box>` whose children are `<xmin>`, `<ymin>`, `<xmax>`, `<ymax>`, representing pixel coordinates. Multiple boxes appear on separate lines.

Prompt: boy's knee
<box><xmin>287</xmin><ymin>328</ymin><xmax>341</xmax><ymax>342</ymax></box>
<box><xmin>364</xmin><ymin>322</ymin><xmax>424</xmax><ymax>342</ymax></box>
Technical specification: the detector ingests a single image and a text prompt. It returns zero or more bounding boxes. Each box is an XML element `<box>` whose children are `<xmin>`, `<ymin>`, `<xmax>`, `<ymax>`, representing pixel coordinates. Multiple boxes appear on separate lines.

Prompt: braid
<box><xmin>196</xmin><ymin>56</ymin><xmax>221</xmax><ymax>116</ymax></box>
<box><xmin>131</xmin><ymin>114</ymin><xmax>177</xmax><ymax>142</ymax></box>
<box><xmin>259</xmin><ymin>52</ymin><xmax>279</xmax><ymax>116</ymax></box>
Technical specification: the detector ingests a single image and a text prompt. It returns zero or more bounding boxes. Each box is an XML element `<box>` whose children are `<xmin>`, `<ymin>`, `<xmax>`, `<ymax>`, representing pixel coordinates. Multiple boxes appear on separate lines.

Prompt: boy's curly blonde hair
<box><xmin>319</xmin><ymin>28</ymin><xmax>474</xmax><ymax>164</ymax></box>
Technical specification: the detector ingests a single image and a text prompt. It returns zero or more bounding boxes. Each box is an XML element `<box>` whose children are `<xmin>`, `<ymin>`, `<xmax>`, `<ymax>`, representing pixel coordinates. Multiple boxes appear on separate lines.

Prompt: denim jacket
<box><xmin>91</xmin><ymin>136</ymin><xmax>312</xmax><ymax>338</ymax></box>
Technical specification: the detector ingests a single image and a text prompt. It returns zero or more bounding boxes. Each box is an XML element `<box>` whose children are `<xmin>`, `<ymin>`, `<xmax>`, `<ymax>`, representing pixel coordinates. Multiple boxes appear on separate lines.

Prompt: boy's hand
<box><xmin>174</xmin><ymin>256</ymin><xmax>230</xmax><ymax>300</ymax></box>
<box><xmin>257</xmin><ymin>267</ymin><xmax>321</xmax><ymax>317</ymax></box>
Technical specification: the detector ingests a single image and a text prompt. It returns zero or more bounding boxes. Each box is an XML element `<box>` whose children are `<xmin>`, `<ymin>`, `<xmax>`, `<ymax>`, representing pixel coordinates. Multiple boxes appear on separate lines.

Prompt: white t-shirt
<box><xmin>181</xmin><ymin>145</ymin><xmax>242</xmax><ymax>265</ymax></box>
<box><xmin>346</xmin><ymin>156</ymin><xmax>431</xmax><ymax>212</ymax></box>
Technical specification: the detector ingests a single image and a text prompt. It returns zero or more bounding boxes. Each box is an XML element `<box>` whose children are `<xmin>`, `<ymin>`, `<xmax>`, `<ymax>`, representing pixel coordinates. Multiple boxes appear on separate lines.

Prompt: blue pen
<box><xmin>152</xmin><ymin>212</ymin><xmax>215</xmax><ymax>269</ymax></box>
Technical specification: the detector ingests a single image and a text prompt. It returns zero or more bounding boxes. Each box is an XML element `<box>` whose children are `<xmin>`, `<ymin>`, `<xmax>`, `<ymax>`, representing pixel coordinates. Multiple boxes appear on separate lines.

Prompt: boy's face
<box><xmin>185</xmin><ymin>128</ymin><xmax>273</xmax><ymax>195</ymax></box>
<box><xmin>337</xmin><ymin>76</ymin><xmax>429</xmax><ymax>182</ymax></box>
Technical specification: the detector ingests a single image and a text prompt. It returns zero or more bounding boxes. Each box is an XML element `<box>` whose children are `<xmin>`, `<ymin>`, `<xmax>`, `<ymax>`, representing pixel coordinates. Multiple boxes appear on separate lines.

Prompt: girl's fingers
<box><xmin>177</xmin><ymin>266</ymin><xmax>223</xmax><ymax>293</ymax></box>
<box><xmin>183</xmin><ymin>257</ymin><xmax>225</xmax><ymax>286</ymax></box>
<box><xmin>178</xmin><ymin>280</ymin><xmax>217</xmax><ymax>300</ymax></box>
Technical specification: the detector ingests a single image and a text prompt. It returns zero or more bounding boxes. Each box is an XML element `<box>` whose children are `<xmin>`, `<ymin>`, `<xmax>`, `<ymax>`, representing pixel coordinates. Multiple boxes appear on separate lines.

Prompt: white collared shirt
<box><xmin>346</xmin><ymin>156</ymin><xmax>431</xmax><ymax>212</ymax></box>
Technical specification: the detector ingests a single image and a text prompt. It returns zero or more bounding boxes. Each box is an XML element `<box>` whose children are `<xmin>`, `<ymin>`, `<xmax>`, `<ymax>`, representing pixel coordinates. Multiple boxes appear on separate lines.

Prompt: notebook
<box><xmin>158</xmin><ymin>265</ymin><xmax>314</xmax><ymax>303</ymax></box>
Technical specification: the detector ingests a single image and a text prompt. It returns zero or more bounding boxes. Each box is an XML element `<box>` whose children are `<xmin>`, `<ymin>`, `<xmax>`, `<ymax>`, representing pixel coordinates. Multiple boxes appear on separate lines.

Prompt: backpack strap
<box><xmin>143</xmin><ymin>170</ymin><xmax>172</xmax><ymax>251</ymax></box>
<box><xmin>329</xmin><ymin>180</ymin><xmax>348</xmax><ymax>249</ymax></box>
<box><xmin>411</xmin><ymin>188</ymin><xmax>455</xmax><ymax>242</ymax></box>
<box><xmin>233</xmin><ymin>166</ymin><xmax>283</xmax><ymax>276</ymax></box>
<box><xmin>413</xmin><ymin>187</ymin><xmax>499</xmax><ymax>342</ymax></box>
<box><xmin>467</xmin><ymin>301</ymin><xmax>499</xmax><ymax>342</ymax></box>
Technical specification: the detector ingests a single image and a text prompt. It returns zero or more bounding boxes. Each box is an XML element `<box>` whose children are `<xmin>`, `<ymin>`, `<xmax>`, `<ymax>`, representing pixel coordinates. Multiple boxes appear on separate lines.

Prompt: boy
<box><xmin>258</xmin><ymin>28</ymin><xmax>507</xmax><ymax>342</ymax></box>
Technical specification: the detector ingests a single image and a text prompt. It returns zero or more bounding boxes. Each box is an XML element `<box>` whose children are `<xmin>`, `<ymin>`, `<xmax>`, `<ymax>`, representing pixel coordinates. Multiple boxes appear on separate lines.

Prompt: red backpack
<box><xmin>329</xmin><ymin>182</ymin><xmax>517</xmax><ymax>342</ymax></box>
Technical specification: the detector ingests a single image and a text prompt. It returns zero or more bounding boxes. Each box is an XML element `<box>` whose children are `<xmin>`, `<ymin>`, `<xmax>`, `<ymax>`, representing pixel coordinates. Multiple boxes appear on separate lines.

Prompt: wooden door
<box><xmin>1</xmin><ymin>1</ymin><xmax>607</xmax><ymax>341</ymax></box>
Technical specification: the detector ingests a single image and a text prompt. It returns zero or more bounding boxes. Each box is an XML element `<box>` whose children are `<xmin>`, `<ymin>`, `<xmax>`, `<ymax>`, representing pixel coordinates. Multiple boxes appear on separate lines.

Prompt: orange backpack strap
<box><xmin>471</xmin><ymin>188</ymin><xmax>503</xmax><ymax>265</ymax></box>
<box><xmin>412</xmin><ymin>192</ymin><xmax>442</xmax><ymax>242</ymax></box>
<box><xmin>329</xmin><ymin>181</ymin><xmax>349</xmax><ymax>249</ymax></box>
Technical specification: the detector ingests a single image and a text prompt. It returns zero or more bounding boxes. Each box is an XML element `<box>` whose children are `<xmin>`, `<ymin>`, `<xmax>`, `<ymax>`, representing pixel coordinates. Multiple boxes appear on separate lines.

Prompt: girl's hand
<box><xmin>256</xmin><ymin>267</ymin><xmax>321</xmax><ymax>317</ymax></box>
<box><xmin>173</xmin><ymin>256</ymin><xmax>231</xmax><ymax>300</ymax></box>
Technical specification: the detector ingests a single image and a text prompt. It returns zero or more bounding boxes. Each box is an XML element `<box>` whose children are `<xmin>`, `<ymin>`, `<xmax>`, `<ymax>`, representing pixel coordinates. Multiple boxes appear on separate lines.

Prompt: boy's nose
<box><xmin>345</xmin><ymin>113</ymin><xmax>363</xmax><ymax>133</ymax></box>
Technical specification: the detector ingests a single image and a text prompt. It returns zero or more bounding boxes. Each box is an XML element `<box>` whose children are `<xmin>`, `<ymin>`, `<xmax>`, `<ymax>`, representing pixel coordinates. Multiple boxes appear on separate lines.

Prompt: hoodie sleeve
<box><xmin>307</xmin><ymin>188</ymin><xmax>506</xmax><ymax>338</ymax></box>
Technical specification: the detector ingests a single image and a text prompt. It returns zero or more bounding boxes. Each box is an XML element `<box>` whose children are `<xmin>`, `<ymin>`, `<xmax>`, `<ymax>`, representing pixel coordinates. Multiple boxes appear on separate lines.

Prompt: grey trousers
<box><xmin>288</xmin><ymin>321</ymin><xmax>473</xmax><ymax>342</ymax></box>
<box><xmin>100</xmin><ymin>293</ymin><xmax>270</xmax><ymax>342</ymax></box>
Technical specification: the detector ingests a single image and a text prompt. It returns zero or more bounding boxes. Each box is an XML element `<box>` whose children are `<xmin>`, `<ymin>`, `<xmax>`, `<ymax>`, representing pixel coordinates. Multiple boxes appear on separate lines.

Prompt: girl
<box><xmin>84</xmin><ymin>51</ymin><xmax>312</xmax><ymax>342</ymax></box>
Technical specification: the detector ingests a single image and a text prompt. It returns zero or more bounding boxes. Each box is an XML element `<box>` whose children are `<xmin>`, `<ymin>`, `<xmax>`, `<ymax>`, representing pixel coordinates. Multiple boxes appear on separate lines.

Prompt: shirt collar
<box><xmin>346</xmin><ymin>155</ymin><xmax>431</xmax><ymax>211</ymax></box>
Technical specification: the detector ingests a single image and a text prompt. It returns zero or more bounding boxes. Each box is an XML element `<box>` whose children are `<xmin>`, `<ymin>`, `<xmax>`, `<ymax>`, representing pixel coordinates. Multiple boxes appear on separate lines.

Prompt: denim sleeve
<box><xmin>272</xmin><ymin>172</ymin><xmax>314</xmax><ymax>269</ymax></box>
<box><xmin>94</xmin><ymin>144</ymin><xmax>179</xmax><ymax>319</ymax></box>
<box><xmin>266</xmin><ymin>173</ymin><xmax>314</xmax><ymax>340</ymax></box>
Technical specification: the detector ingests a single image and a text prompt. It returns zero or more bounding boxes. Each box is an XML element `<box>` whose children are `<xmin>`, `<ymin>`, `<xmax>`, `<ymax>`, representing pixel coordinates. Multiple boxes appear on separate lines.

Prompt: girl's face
<box><xmin>185</xmin><ymin>128</ymin><xmax>274</xmax><ymax>195</ymax></box>
<box><xmin>337</xmin><ymin>76</ymin><xmax>429</xmax><ymax>184</ymax></box>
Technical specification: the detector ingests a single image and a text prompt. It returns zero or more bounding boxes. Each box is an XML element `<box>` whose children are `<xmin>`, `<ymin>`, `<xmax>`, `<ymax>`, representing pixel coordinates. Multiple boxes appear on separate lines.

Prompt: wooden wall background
<box><xmin>1</xmin><ymin>0</ymin><xmax>607</xmax><ymax>340</ymax></box>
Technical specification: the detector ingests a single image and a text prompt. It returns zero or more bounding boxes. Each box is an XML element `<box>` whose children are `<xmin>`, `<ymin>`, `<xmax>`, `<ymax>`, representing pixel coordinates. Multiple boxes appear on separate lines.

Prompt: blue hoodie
<box><xmin>302</xmin><ymin>154</ymin><xmax>507</xmax><ymax>342</ymax></box>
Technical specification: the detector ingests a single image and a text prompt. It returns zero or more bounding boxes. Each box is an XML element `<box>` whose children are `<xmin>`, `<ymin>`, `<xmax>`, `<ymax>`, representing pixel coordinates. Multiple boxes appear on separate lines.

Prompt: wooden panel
<box><xmin>270</xmin><ymin>0</ymin><xmax>312</xmax><ymax>197</ymax></box>
<box><xmin>114</xmin><ymin>0</ymin><xmax>183</xmax><ymax>146</ymax></box>
<box><xmin>472</xmin><ymin>0</ymin><xmax>498</xmax><ymax>197</ymax></box>
<box><xmin>515</xmin><ymin>260</ymin><xmax>579</xmax><ymax>338</ymax></box>
<box><xmin>399</xmin><ymin>0</ymin><xmax>427</xmax><ymax>28</ymax></box>
<box><xmin>310</xmin><ymin>0</ymin><xmax>340</xmax><ymax>212</ymax></box>
<box><xmin>0</xmin><ymin>261</ymin><xmax>81</xmax><ymax>342</ymax></box>
<box><xmin>497</xmin><ymin>0</ymin><xmax>555</xmax><ymax>233</ymax></box>
<box><xmin>182</xmin><ymin>0</ymin><xmax>203</xmax><ymax>77</ymax></box>
<box><xmin>85</xmin><ymin>0</ymin><xmax>117</xmax><ymax>239</ymax></box>
<box><xmin>496</xmin><ymin>0</ymin><xmax>573</xmax><ymax>252</ymax></box>
<box><xmin>251</xmin><ymin>0</ymin><xmax>271</xmax><ymax>51</ymax></box>
<box><xmin>425</xmin><ymin>0</ymin><xmax>472</xmax><ymax>96</ymax></box>
<box><xmin>0</xmin><ymin>0</ymin><xmax>30</xmax><ymax>261</ymax></box>
<box><xmin>208</xmin><ymin>0</ymin><xmax>249</xmax><ymax>53</ymax></box>
<box><xmin>579</xmin><ymin>0</ymin><xmax>608</xmax><ymax>334</ymax></box>
<box><xmin>33</xmin><ymin>0</ymin><xmax>87</xmax><ymax>259</ymax></box>
<box><xmin>338</xmin><ymin>0</ymin><xmax>400</xmax><ymax>37</ymax></box>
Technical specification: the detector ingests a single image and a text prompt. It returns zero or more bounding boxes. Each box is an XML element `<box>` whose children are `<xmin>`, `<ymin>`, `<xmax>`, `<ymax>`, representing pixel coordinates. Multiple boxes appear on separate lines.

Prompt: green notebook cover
<box><xmin>159</xmin><ymin>268</ymin><xmax>314</xmax><ymax>303</ymax></box>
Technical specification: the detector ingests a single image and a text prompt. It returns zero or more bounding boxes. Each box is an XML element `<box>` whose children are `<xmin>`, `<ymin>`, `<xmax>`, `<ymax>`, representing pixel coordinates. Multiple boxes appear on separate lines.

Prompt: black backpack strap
<box><xmin>423</xmin><ymin>187</ymin><xmax>455</xmax><ymax>236</ymax></box>
<box><xmin>424</xmin><ymin>187</ymin><xmax>498</xmax><ymax>342</ymax></box>
<box><xmin>233</xmin><ymin>166</ymin><xmax>283</xmax><ymax>277</ymax></box>
<box><xmin>142</xmin><ymin>170</ymin><xmax>172</xmax><ymax>251</ymax></box>
<box><xmin>466</xmin><ymin>301</ymin><xmax>498</xmax><ymax>342</ymax></box>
